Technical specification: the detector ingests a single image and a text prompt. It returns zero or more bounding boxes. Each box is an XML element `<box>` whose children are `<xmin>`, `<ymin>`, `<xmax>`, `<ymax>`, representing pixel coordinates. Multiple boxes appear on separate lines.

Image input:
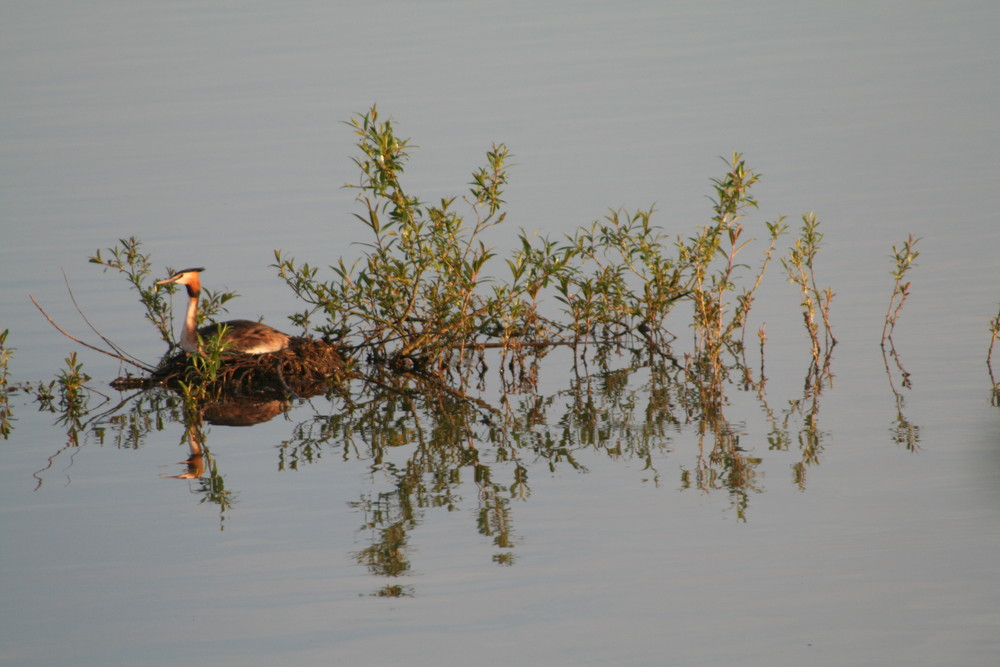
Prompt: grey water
<box><xmin>2</xmin><ymin>2</ymin><xmax>999</xmax><ymax>665</ymax></box>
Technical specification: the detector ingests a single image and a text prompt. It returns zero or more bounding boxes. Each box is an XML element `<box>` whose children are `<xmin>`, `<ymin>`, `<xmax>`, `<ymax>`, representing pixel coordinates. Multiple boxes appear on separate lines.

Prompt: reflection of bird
<box><xmin>156</xmin><ymin>267</ymin><xmax>290</xmax><ymax>354</ymax></box>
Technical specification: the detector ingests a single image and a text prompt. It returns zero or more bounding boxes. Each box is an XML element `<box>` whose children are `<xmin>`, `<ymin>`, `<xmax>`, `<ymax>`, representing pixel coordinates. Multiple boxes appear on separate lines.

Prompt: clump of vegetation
<box><xmin>26</xmin><ymin>105</ymin><xmax>855</xmax><ymax>526</ymax></box>
<box><xmin>56</xmin><ymin>352</ymin><xmax>90</xmax><ymax>412</ymax></box>
<box><xmin>274</xmin><ymin>106</ymin><xmax>544</xmax><ymax>379</ymax></box>
<box><xmin>273</xmin><ymin>106</ymin><xmax>810</xmax><ymax>394</ymax></box>
<box><xmin>30</xmin><ymin>105</ymin><xmax>847</xmax><ymax>438</ymax></box>
<box><xmin>29</xmin><ymin>106</ymin><xmax>834</xmax><ymax>410</ymax></box>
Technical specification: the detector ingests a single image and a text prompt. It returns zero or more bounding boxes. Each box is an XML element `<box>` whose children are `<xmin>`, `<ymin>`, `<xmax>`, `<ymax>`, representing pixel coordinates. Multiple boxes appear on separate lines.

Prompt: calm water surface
<box><xmin>2</xmin><ymin>2</ymin><xmax>999</xmax><ymax>665</ymax></box>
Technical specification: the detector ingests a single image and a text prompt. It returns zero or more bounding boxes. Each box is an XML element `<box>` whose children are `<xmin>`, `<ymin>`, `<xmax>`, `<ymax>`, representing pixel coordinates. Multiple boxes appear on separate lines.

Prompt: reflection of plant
<box><xmin>353</xmin><ymin>494</ymin><xmax>414</xmax><ymax>578</ymax></box>
<box><xmin>185</xmin><ymin>418</ymin><xmax>236</xmax><ymax>532</ymax></box>
<box><xmin>30</xmin><ymin>383</ymin><xmax>241</xmax><ymax>527</ymax></box>
<box><xmin>104</xmin><ymin>389</ymin><xmax>180</xmax><ymax>450</ymax></box>
<box><xmin>0</xmin><ymin>330</ymin><xmax>13</xmax><ymax>438</ymax></box>
<box><xmin>785</xmin><ymin>377</ymin><xmax>830</xmax><ymax>487</ymax></box>
<box><xmin>988</xmin><ymin>305</ymin><xmax>1000</xmax><ymax>407</ymax></box>
<box><xmin>28</xmin><ymin>329</ymin><xmax>848</xmax><ymax>583</ymax></box>
<box><xmin>30</xmin><ymin>353</ymin><xmax>100</xmax><ymax>489</ymax></box>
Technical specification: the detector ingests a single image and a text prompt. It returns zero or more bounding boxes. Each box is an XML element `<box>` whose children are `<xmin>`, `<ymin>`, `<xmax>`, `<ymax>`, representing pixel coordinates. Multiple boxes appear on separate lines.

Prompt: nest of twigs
<box><xmin>112</xmin><ymin>337</ymin><xmax>352</xmax><ymax>399</ymax></box>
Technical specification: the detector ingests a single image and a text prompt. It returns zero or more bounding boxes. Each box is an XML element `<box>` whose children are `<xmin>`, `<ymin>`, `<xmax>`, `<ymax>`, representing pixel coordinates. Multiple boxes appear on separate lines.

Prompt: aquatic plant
<box><xmin>881</xmin><ymin>234</ymin><xmax>921</xmax><ymax>346</ymax></box>
<box><xmin>174</xmin><ymin>326</ymin><xmax>231</xmax><ymax>407</ymax></box>
<box><xmin>56</xmin><ymin>352</ymin><xmax>90</xmax><ymax>409</ymax></box>
<box><xmin>782</xmin><ymin>212</ymin><xmax>836</xmax><ymax>370</ymax></box>
<box><xmin>275</xmin><ymin>108</ymin><xmax>804</xmax><ymax>390</ymax></box>
<box><xmin>877</xmin><ymin>235</ymin><xmax>922</xmax><ymax>448</ymax></box>
<box><xmin>678</xmin><ymin>154</ymin><xmax>786</xmax><ymax>374</ymax></box>
<box><xmin>274</xmin><ymin>105</ymin><xmax>554</xmax><ymax>379</ymax></box>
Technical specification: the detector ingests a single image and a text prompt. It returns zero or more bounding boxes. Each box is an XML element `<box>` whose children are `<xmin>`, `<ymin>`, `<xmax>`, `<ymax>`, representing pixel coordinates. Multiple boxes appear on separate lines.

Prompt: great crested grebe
<box><xmin>156</xmin><ymin>267</ymin><xmax>291</xmax><ymax>355</ymax></box>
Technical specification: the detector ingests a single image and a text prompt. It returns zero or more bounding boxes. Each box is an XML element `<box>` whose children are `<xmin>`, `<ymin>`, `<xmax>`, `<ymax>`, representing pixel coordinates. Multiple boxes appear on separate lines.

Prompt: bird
<box><xmin>155</xmin><ymin>267</ymin><xmax>291</xmax><ymax>355</ymax></box>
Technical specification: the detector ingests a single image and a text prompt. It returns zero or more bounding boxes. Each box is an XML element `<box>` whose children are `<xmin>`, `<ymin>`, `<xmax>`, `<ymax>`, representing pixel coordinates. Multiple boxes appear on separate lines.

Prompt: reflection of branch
<box><xmin>990</xmin><ymin>362</ymin><xmax>1000</xmax><ymax>408</ymax></box>
<box><xmin>787</xmin><ymin>362</ymin><xmax>830</xmax><ymax>490</ymax></box>
<box><xmin>882</xmin><ymin>339</ymin><xmax>912</xmax><ymax>392</ymax></box>
<box><xmin>881</xmin><ymin>340</ymin><xmax>921</xmax><ymax>451</ymax></box>
<box><xmin>989</xmin><ymin>305</ymin><xmax>1000</xmax><ymax>407</ymax></box>
<box><xmin>800</xmin><ymin>345</ymin><xmax>835</xmax><ymax>395</ymax></box>
<box><xmin>675</xmin><ymin>361</ymin><xmax>765</xmax><ymax>520</ymax></box>
<box><xmin>30</xmin><ymin>296</ymin><xmax>155</xmax><ymax>373</ymax></box>
<box><xmin>32</xmin><ymin>437</ymin><xmax>76</xmax><ymax>491</ymax></box>
<box><xmin>32</xmin><ymin>386</ymin><xmax>116</xmax><ymax>490</ymax></box>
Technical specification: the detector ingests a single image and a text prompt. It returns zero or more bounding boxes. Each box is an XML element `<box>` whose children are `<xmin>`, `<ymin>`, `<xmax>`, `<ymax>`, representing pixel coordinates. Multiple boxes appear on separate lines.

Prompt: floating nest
<box><xmin>112</xmin><ymin>337</ymin><xmax>353</xmax><ymax>400</ymax></box>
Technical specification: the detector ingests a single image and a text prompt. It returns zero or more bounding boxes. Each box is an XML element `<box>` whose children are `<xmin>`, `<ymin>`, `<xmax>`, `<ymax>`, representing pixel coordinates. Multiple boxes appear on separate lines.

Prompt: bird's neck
<box><xmin>180</xmin><ymin>291</ymin><xmax>200</xmax><ymax>353</ymax></box>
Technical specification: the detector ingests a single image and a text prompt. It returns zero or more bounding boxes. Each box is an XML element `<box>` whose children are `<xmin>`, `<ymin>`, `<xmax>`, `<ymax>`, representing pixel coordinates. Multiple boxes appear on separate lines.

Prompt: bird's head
<box><xmin>156</xmin><ymin>267</ymin><xmax>205</xmax><ymax>296</ymax></box>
